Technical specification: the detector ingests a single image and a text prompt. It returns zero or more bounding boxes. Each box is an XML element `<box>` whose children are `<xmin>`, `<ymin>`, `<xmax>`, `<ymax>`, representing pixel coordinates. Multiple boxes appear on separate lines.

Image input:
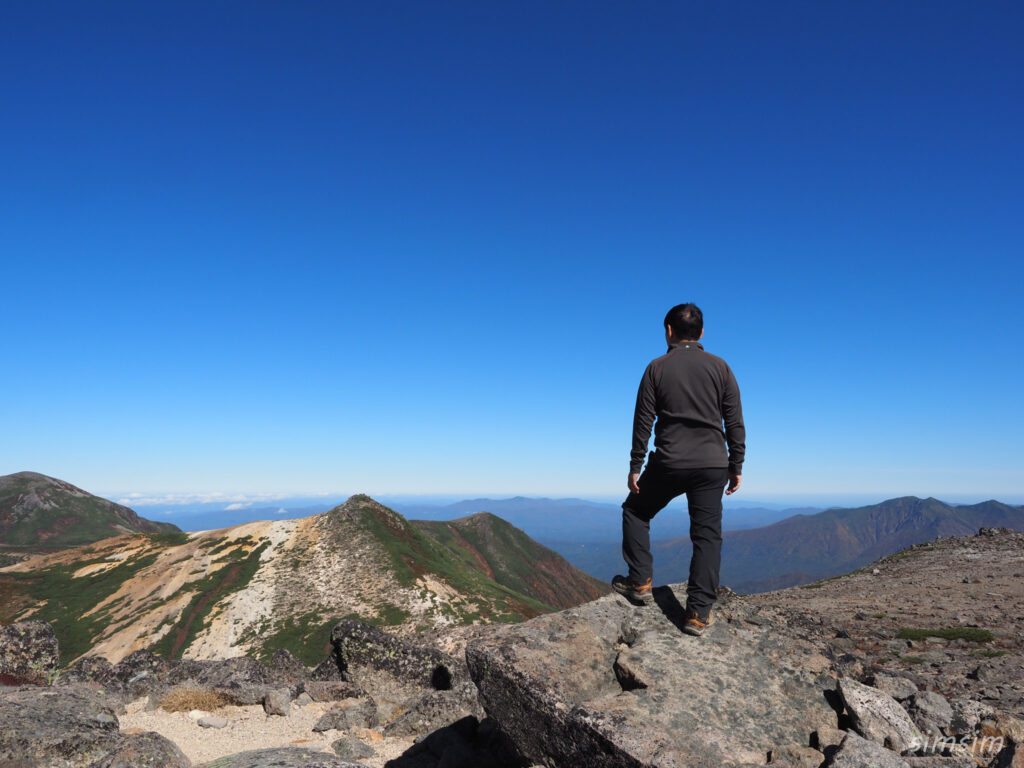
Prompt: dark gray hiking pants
<box><xmin>622</xmin><ymin>464</ymin><xmax>728</xmax><ymax>615</ymax></box>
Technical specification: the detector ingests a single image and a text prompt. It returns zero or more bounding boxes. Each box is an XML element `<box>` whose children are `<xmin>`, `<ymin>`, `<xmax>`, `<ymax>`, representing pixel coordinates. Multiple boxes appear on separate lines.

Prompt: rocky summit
<box><xmin>467</xmin><ymin>584</ymin><xmax>837</xmax><ymax>767</ymax></box>
<box><xmin>1</xmin><ymin>528</ymin><xmax>1022</xmax><ymax>768</ymax></box>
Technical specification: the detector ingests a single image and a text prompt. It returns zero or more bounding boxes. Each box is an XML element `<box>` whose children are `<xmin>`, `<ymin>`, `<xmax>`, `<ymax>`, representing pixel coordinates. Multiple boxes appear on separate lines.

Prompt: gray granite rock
<box><xmin>902</xmin><ymin>757</ymin><xmax>977</xmax><ymax>768</ymax></box>
<box><xmin>0</xmin><ymin>620</ymin><xmax>59</xmax><ymax>685</ymax></box>
<box><xmin>905</xmin><ymin>690</ymin><xmax>953</xmax><ymax>736</ymax></box>
<box><xmin>825</xmin><ymin>732</ymin><xmax>909</xmax><ymax>768</ymax></box>
<box><xmin>263</xmin><ymin>687</ymin><xmax>291</xmax><ymax>717</ymax></box>
<box><xmin>0</xmin><ymin>683</ymin><xmax>185</xmax><ymax>768</ymax></box>
<box><xmin>839</xmin><ymin>678</ymin><xmax>923</xmax><ymax>753</ymax></box>
<box><xmin>195</xmin><ymin>746</ymin><xmax>369</xmax><ymax>767</ymax></box>
<box><xmin>769</xmin><ymin>743</ymin><xmax>823</xmax><ymax>768</ymax></box>
<box><xmin>869</xmin><ymin>672</ymin><xmax>919</xmax><ymax>702</ymax></box>
<box><xmin>467</xmin><ymin>585</ymin><xmax>837</xmax><ymax>767</ymax></box>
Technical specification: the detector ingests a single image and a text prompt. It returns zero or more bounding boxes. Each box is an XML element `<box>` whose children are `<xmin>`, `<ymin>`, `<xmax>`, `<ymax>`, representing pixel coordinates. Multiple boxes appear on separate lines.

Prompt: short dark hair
<box><xmin>664</xmin><ymin>303</ymin><xmax>703</xmax><ymax>340</ymax></box>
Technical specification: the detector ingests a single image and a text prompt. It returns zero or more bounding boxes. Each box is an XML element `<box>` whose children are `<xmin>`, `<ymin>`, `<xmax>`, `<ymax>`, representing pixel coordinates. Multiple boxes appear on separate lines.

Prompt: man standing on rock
<box><xmin>613</xmin><ymin>303</ymin><xmax>745</xmax><ymax>637</ymax></box>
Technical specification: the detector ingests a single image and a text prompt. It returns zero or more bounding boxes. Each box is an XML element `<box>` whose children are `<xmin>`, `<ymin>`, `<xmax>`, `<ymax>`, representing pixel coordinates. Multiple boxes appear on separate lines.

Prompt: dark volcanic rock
<box><xmin>313</xmin><ymin>697</ymin><xmax>378</xmax><ymax>731</ymax></box>
<box><xmin>303</xmin><ymin>680</ymin><xmax>368</xmax><ymax>702</ymax></box>
<box><xmin>332</xmin><ymin>736</ymin><xmax>375</xmax><ymax>760</ymax></box>
<box><xmin>330</xmin><ymin>620</ymin><xmax>462</xmax><ymax>690</ymax></box>
<box><xmin>0</xmin><ymin>682</ymin><xmax>185</xmax><ymax>767</ymax></box>
<box><xmin>57</xmin><ymin>655</ymin><xmax>122</xmax><ymax>695</ymax></box>
<box><xmin>87</xmin><ymin>730</ymin><xmax>190</xmax><ymax>768</ymax></box>
<box><xmin>384</xmin><ymin>689</ymin><xmax>483</xmax><ymax>739</ymax></box>
<box><xmin>107</xmin><ymin>650</ymin><xmax>309</xmax><ymax>704</ymax></box>
<box><xmin>0</xmin><ymin>620</ymin><xmax>59</xmax><ymax>685</ymax></box>
<box><xmin>110</xmin><ymin>649</ymin><xmax>176</xmax><ymax>699</ymax></box>
<box><xmin>467</xmin><ymin>584</ymin><xmax>837</xmax><ymax>767</ymax></box>
<box><xmin>195</xmin><ymin>746</ymin><xmax>370</xmax><ymax>767</ymax></box>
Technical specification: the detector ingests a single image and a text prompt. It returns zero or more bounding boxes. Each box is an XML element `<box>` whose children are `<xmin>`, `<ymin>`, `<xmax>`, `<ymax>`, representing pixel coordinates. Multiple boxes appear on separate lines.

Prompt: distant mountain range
<box><xmin>0</xmin><ymin>471</ymin><xmax>180</xmax><ymax>548</ymax></box>
<box><xmin>544</xmin><ymin>496</ymin><xmax>1024</xmax><ymax>592</ymax></box>
<box><xmin>0</xmin><ymin>478</ymin><xmax>607</xmax><ymax>666</ymax></box>
<box><xmin>390</xmin><ymin>496</ymin><xmax>815</xmax><ymax>542</ymax></box>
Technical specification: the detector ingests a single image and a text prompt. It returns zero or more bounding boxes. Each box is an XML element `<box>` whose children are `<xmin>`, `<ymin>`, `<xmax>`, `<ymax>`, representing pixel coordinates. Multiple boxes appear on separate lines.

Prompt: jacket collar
<box><xmin>668</xmin><ymin>340</ymin><xmax>704</xmax><ymax>352</ymax></box>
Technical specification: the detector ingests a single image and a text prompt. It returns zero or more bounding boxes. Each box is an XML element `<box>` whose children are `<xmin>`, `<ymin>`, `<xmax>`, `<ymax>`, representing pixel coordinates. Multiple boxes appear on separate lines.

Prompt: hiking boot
<box><xmin>612</xmin><ymin>575</ymin><xmax>653</xmax><ymax>605</ymax></box>
<box><xmin>682</xmin><ymin>607</ymin><xmax>714</xmax><ymax>636</ymax></box>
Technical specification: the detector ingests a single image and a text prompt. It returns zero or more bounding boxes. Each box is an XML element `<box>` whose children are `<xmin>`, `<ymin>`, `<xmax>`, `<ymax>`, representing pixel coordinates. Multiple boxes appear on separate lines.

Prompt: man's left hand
<box><xmin>628</xmin><ymin>473</ymin><xmax>641</xmax><ymax>494</ymax></box>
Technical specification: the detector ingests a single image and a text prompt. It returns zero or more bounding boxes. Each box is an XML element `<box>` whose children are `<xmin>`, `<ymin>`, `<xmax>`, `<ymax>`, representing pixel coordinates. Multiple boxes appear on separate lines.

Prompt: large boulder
<box><xmin>825</xmin><ymin>731</ymin><xmax>910</xmax><ymax>768</ymax></box>
<box><xmin>328</xmin><ymin>619</ymin><xmax>463</xmax><ymax>690</ymax></box>
<box><xmin>466</xmin><ymin>585</ymin><xmax>838</xmax><ymax>767</ymax></box>
<box><xmin>0</xmin><ymin>683</ymin><xmax>187</xmax><ymax>767</ymax></box>
<box><xmin>904</xmin><ymin>690</ymin><xmax>953</xmax><ymax>736</ymax></box>
<box><xmin>194</xmin><ymin>746</ymin><xmax>370</xmax><ymax>767</ymax></box>
<box><xmin>838</xmin><ymin>678</ymin><xmax>922</xmax><ymax>753</ymax></box>
<box><xmin>0</xmin><ymin>620</ymin><xmax>59</xmax><ymax>685</ymax></box>
<box><xmin>96</xmin><ymin>650</ymin><xmax>310</xmax><ymax>705</ymax></box>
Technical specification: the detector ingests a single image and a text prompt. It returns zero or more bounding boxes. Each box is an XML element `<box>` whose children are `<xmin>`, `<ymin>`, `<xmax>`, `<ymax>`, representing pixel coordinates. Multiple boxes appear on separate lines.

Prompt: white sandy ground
<box><xmin>119</xmin><ymin>697</ymin><xmax>415</xmax><ymax>766</ymax></box>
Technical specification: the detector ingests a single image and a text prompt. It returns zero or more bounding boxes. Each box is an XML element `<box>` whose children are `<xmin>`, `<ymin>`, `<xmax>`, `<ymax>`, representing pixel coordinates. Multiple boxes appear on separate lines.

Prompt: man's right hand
<box><xmin>725</xmin><ymin>473</ymin><xmax>742</xmax><ymax>495</ymax></box>
<box><xmin>628</xmin><ymin>473</ymin><xmax>641</xmax><ymax>494</ymax></box>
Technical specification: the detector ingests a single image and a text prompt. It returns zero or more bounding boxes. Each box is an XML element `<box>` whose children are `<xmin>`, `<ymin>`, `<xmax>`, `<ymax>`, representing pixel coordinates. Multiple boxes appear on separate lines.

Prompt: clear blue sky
<box><xmin>2</xmin><ymin>2</ymin><xmax>1022</xmax><ymax>504</ymax></box>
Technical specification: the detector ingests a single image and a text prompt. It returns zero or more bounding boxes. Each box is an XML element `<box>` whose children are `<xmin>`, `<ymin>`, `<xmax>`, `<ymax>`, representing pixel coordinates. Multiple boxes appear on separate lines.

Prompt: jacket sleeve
<box><xmin>630</xmin><ymin>363</ymin><xmax>657</xmax><ymax>474</ymax></box>
<box><xmin>722</xmin><ymin>365</ymin><xmax>746</xmax><ymax>474</ymax></box>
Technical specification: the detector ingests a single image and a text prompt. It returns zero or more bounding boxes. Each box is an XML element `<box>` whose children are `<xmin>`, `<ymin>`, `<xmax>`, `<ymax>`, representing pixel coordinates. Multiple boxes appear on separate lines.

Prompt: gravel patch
<box><xmin>119</xmin><ymin>697</ymin><xmax>414</xmax><ymax>767</ymax></box>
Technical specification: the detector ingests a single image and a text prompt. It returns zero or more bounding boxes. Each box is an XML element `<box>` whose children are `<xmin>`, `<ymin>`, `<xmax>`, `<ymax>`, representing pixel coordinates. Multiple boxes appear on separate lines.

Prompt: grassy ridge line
<box><xmin>352</xmin><ymin>496</ymin><xmax>555</xmax><ymax>623</ymax></box>
<box><xmin>0</xmin><ymin>541</ymin><xmax>164</xmax><ymax>663</ymax></box>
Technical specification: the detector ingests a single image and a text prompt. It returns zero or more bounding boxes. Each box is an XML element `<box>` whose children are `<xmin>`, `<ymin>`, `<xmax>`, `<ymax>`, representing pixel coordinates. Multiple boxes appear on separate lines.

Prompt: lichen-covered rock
<box><xmin>0</xmin><ymin>683</ymin><xmax>147</xmax><ymax>767</ymax></box>
<box><xmin>0</xmin><ymin>620</ymin><xmax>59</xmax><ymax>685</ymax></box>
<box><xmin>467</xmin><ymin>585</ymin><xmax>837</xmax><ymax>767</ymax></box>
<box><xmin>948</xmin><ymin>698</ymin><xmax>995</xmax><ymax>736</ymax></box>
<box><xmin>332</xmin><ymin>736</ymin><xmax>375</xmax><ymax>761</ymax></box>
<box><xmin>383</xmin><ymin>688</ymin><xmax>483</xmax><ymax>739</ymax></box>
<box><xmin>839</xmin><ymin>678</ymin><xmax>922</xmax><ymax>753</ymax></box>
<box><xmin>87</xmin><ymin>730</ymin><xmax>190</xmax><ymax>768</ymax></box>
<box><xmin>329</xmin><ymin>620</ymin><xmax>461</xmax><ymax>690</ymax></box>
<box><xmin>195</xmin><ymin>746</ymin><xmax>370</xmax><ymax>767</ymax></box>
<box><xmin>303</xmin><ymin>680</ymin><xmax>368</xmax><ymax>702</ymax></box>
<box><xmin>825</xmin><ymin>731</ymin><xmax>910</xmax><ymax>768</ymax></box>
<box><xmin>313</xmin><ymin>698</ymin><xmax>378</xmax><ymax>732</ymax></box>
<box><xmin>110</xmin><ymin>650</ymin><xmax>175</xmax><ymax>699</ymax></box>
<box><xmin>109</xmin><ymin>651</ymin><xmax>308</xmax><ymax>705</ymax></box>
<box><xmin>57</xmin><ymin>655</ymin><xmax>122</xmax><ymax>696</ymax></box>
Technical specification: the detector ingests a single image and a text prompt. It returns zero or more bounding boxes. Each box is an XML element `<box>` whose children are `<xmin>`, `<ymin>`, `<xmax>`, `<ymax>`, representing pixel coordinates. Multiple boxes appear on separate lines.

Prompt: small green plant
<box><xmin>901</xmin><ymin>656</ymin><xmax>927</xmax><ymax>664</ymax></box>
<box><xmin>975</xmin><ymin>649</ymin><xmax>1011</xmax><ymax>658</ymax></box>
<box><xmin>897</xmin><ymin>627</ymin><xmax>993</xmax><ymax>643</ymax></box>
<box><xmin>147</xmin><ymin>532</ymin><xmax>190</xmax><ymax>547</ymax></box>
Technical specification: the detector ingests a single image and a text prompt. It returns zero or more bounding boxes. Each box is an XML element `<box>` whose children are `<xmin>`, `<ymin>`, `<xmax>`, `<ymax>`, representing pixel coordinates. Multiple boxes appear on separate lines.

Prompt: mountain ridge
<box><xmin>0</xmin><ymin>491</ymin><xmax>606</xmax><ymax>667</ymax></box>
<box><xmin>0</xmin><ymin>471</ymin><xmax>180</xmax><ymax>549</ymax></box>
